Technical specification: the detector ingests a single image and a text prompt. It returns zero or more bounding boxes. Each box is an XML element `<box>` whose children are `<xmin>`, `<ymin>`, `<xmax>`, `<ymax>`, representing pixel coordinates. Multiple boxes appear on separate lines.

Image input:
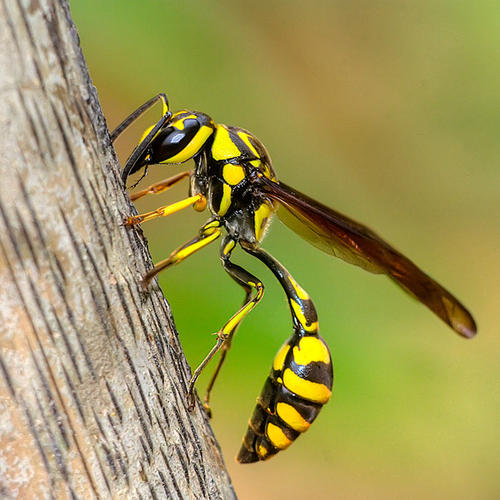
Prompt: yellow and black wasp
<box><xmin>111</xmin><ymin>93</ymin><xmax>477</xmax><ymax>463</ymax></box>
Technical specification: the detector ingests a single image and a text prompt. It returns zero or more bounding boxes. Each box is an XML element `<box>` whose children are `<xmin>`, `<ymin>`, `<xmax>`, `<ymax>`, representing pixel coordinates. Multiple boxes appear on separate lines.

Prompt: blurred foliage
<box><xmin>71</xmin><ymin>1</ymin><xmax>499</xmax><ymax>498</ymax></box>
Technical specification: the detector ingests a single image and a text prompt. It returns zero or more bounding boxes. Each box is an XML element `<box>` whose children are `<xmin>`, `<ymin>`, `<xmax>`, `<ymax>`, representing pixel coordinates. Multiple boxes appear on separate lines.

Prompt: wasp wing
<box><xmin>259</xmin><ymin>177</ymin><xmax>476</xmax><ymax>338</ymax></box>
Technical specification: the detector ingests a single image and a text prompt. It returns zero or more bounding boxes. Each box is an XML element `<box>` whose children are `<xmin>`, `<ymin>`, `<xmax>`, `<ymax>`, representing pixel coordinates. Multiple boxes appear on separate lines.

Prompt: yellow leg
<box><xmin>202</xmin><ymin>349</ymin><xmax>228</xmax><ymax>417</ymax></box>
<box><xmin>187</xmin><ymin>282</ymin><xmax>263</xmax><ymax>410</ymax></box>
<box><xmin>142</xmin><ymin>219</ymin><xmax>221</xmax><ymax>288</ymax></box>
<box><xmin>125</xmin><ymin>193</ymin><xmax>205</xmax><ymax>226</ymax></box>
<box><xmin>187</xmin><ymin>236</ymin><xmax>265</xmax><ymax>411</ymax></box>
<box><xmin>202</xmin><ymin>297</ymin><xmax>247</xmax><ymax>417</ymax></box>
<box><xmin>130</xmin><ymin>170</ymin><xmax>191</xmax><ymax>201</ymax></box>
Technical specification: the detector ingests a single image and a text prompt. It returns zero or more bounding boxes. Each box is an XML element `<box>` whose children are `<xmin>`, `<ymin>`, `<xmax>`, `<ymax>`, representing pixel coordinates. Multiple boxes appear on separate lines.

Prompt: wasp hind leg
<box><xmin>200</xmin><ymin>237</ymin><xmax>257</xmax><ymax>416</ymax></box>
<box><xmin>237</xmin><ymin>244</ymin><xmax>334</xmax><ymax>463</ymax></box>
<box><xmin>187</xmin><ymin>236</ymin><xmax>265</xmax><ymax>412</ymax></box>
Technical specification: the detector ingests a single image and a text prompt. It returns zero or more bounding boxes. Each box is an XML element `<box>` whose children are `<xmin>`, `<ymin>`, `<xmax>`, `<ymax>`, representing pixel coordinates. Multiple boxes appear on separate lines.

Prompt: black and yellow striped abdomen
<box><xmin>237</xmin><ymin>333</ymin><xmax>333</xmax><ymax>463</ymax></box>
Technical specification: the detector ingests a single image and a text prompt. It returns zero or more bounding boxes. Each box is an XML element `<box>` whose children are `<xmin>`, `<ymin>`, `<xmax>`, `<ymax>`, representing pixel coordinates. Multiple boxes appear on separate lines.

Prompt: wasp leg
<box><xmin>236</xmin><ymin>243</ymin><xmax>334</xmax><ymax>463</ymax></box>
<box><xmin>202</xmin><ymin>340</ymin><xmax>240</xmax><ymax>418</ymax></box>
<box><xmin>187</xmin><ymin>237</ymin><xmax>265</xmax><ymax>411</ymax></box>
<box><xmin>201</xmin><ymin>299</ymin><xmax>249</xmax><ymax>417</ymax></box>
<box><xmin>111</xmin><ymin>93</ymin><xmax>169</xmax><ymax>142</ymax></box>
<box><xmin>142</xmin><ymin>219</ymin><xmax>221</xmax><ymax>289</ymax></box>
<box><xmin>130</xmin><ymin>171</ymin><xmax>192</xmax><ymax>201</ymax></box>
<box><xmin>124</xmin><ymin>193</ymin><xmax>206</xmax><ymax>226</ymax></box>
<box><xmin>201</xmin><ymin>237</ymin><xmax>254</xmax><ymax>416</ymax></box>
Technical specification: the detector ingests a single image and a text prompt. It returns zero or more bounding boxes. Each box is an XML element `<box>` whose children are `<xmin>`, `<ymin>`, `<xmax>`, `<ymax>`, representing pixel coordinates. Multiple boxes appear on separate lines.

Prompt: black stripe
<box><xmin>289</xmin><ymin>358</ymin><xmax>333</xmax><ymax>389</ymax></box>
<box><xmin>29</xmin><ymin>342</ymin><xmax>70</xmax><ymax>449</ymax></box>
<box><xmin>105</xmin><ymin>380</ymin><xmax>122</xmax><ymax>423</ymax></box>
<box><xmin>174</xmin><ymin>443</ymin><xmax>190</xmax><ymax>485</ymax></box>
<box><xmin>33</xmin><ymin>390</ymin><xmax>69</xmax><ymax>480</ymax></box>
<box><xmin>126</xmin><ymin>382</ymin><xmax>153</xmax><ymax>450</ymax></box>
<box><xmin>139</xmin><ymin>435</ymin><xmax>152</xmax><ymax>465</ymax></box>
<box><xmin>266</xmin><ymin>414</ymin><xmax>299</xmax><ymax>442</ymax></box>
<box><xmin>93</xmin><ymin>444</ymin><xmax>112</xmax><ymax>494</ymax></box>
<box><xmin>61</xmin><ymin>366</ymin><xmax>84</xmax><ymax>421</ymax></box>
<box><xmin>157</xmin><ymin>470</ymin><xmax>171</xmax><ymax>499</ymax></box>
<box><xmin>19</xmin><ymin>396</ymin><xmax>53</xmax><ymax>482</ymax></box>
<box><xmin>161</xmin><ymin>447</ymin><xmax>183</xmax><ymax>499</ymax></box>
<box><xmin>0</xmin><ymin>355</ymin><xmax>15</xmax><ymax>399</ymax></box>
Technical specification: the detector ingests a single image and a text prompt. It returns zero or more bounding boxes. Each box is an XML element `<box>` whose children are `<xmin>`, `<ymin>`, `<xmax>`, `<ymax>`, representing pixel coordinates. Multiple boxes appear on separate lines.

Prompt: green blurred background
<box><xmin>71</xmin><ymin>1</ymin><xmax>499</xmax><ymax>498</ymax></box>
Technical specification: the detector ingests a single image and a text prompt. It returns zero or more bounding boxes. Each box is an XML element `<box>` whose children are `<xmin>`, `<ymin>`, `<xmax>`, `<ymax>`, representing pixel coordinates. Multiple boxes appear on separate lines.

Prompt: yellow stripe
<box><xmin>266</xmin><ymin>422</ymin><xmax>292</xmax><ymax>450</ymax></box>
<box><xmin>175</xmin><ymin>230</ymin><xmax>220</xmax><ymax>261</ymax></box>
<box><xmin>212</xmin><ymin>125</ymin><xmax>242</xmax><ymax>160</ymax></box>
<box><xmin>160</xmin><ymin>95</ymin><xmax>169</xmax><ymax>115</ymax></box>
<box><xmin>222</xmin><ymin>294</ymin><xmax>254</xmax><ymax>334</ymax></box>
<box><xmin>204</xmin><ymin>220</ymin><xmax>221</xmax><ymax>229</ymax></box>
<box><xmin>293</xmin><ymin>337</ymin><xmax>330</xmax><ymax>365</ymax></box>
<box><xmin>257</xmin><ymin>444</ymin><xmax>269</xmax><ymax>459</ymax></box>
<box><xmin>135</xmin><ymin>195</ymin><xmax>202</xmax><ymax>224</ymax></box>
<box><xmin>221</xmin><ymin>285</ymin><xmax>263</xmax><ymax>334</ymax></box>
<box><xmin>237</xmin><ymin>131</ymin><xmax>259</xmax><ymax>157</ymax></box>
<box><xmin>283</xmin><ymin>368</ymin><xmax>331</xmax><ymax>404</ymax></box>
<box><xmin>139</xmin><ymin>124</ymin><xmax>155</xmax><ymax>144</ymax></box>
<box><xmin>247</xmin><ymin>281</ymin><xmax>262</xmax><ymax>288</ymax></box>
<box><xmin>288</xmin><ymin>275</ymin><xmax>310</xmax><ymax>301</ymax></box>
<box><xmin>170</xmin><ymin>110</ymin><xmax>189</xmax><ymax>120</ymax></box>
<box><xmin>272</xmin><ymin>343</ymin><xmax>290</xmax><ymax>372</ymax></box>
<box><xmin>276</xmin><ymin>402</ymin><xmax>311</xmax><ymax>432</ymax></box>
<box><xmin>218</xmin><ymin>183</ymin><xmax>232</xmax><ymax>216</ymax></box>
<box><xmin>289</xmin><ymin>299</ymin><xmax>318</xmax><ymax>333</ymax></box>
<box><xmin>223</xmin><ymin>239</ymin><xmax>236</xmax><ymax>255</ymax></box>
<box><xmin>222</xmin><ymin>163</ymin><xmax>245</xmax><ymax>185</ymax></box>
<box><xmin>262</xmin><ymin>163</ymin><xmax>275</xmax><ymax>180</ymax></box>
<box><xmin>162</xmin><ymin>125</ymin><xmax>213</xmax><ymax>163</ymax></box>
<box><xmin>160</xmin><ymin>195</ymin><xmax>201</xmax><ymax>216</ymax></box>
<box><xmin>305</xmin><ymin>320</ymin><xmax>319</xmax><ymax>334</ymax></box>
<box><xmin>254</xmin><ymin>202</ymin><xmax>273</xmax><ymax>241</ymax></box>
<box><xmin>171</xmin><ymin>114</ymin><xmax>197</xmax><ymax>130</ymax></box>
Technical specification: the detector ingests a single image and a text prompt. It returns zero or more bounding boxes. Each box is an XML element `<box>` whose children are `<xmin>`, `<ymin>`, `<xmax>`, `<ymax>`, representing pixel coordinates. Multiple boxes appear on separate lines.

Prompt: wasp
<box><xmin>111</xmin><ymin>93</ymin><xmax>477</xmax><ymax>463</ymax></box>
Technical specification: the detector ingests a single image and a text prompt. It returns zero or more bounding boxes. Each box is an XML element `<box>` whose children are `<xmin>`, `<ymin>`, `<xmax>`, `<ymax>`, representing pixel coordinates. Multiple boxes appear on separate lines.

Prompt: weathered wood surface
<box><xmin>0</xmin><ymin>1</ymin><xmax>235</xmax><ymax>498</ymax></box>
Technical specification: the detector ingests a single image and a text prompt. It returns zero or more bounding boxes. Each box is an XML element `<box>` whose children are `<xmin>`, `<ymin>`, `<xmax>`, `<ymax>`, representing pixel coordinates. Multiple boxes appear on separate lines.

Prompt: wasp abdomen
<box><xmin>237</xmin><ymin>333</ymin><xmax>333</xmax><ymax>463</ymax></box>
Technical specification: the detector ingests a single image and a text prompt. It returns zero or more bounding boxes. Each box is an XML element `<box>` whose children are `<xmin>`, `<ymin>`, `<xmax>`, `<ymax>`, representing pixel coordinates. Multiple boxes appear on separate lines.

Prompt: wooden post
<box><xmin>0</xmin><ymin>1</ymin><xmax>235</xmax><ymax>497</ymax></box>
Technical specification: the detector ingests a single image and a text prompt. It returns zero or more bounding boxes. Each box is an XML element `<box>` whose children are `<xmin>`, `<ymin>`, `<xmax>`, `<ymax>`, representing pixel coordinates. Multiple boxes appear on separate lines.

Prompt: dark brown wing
<box><xmin>259</xmin><ymin>176</ymin><xmax>477</xmax><ymax>338</ymax></box>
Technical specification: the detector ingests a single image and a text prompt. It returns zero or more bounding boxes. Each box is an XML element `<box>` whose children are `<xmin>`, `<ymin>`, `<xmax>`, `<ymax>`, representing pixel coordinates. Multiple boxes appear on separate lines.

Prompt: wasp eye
<box><xmin>150</xmin><ymin>118</ymin><xmax>201</xmax><ymax>163</ymax></box>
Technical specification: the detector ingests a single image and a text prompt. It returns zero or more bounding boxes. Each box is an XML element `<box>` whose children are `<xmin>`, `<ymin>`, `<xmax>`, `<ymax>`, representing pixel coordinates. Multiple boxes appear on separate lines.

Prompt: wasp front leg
<box><xmin>237</xmin><ymin>244</ymin><xmax>333</xmax><ymax>463</ymax></box>
<box><xmin>187</xmin><ymin>236</ymin><xmax>265</xmax><ymax>412</ymax></box>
